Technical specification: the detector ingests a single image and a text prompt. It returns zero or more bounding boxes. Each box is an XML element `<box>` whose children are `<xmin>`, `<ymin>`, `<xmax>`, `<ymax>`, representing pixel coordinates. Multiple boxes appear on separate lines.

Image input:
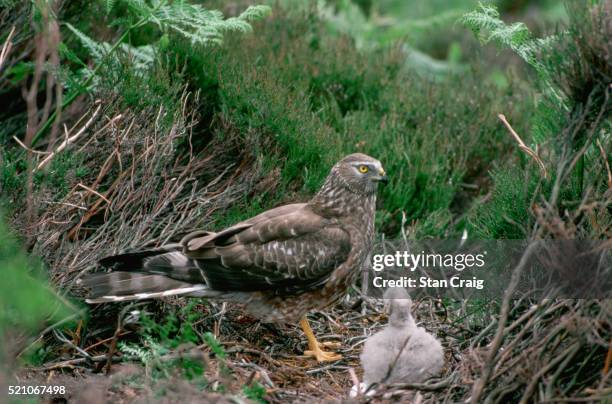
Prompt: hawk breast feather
<box><xmin>182</xmin><ymin>203</ymin><xmax>352</xmax><ymax>294</ymax></box>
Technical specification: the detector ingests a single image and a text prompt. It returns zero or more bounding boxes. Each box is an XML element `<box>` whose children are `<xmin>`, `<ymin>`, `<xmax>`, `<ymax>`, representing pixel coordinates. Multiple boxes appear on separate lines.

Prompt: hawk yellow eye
<box><xmin>358</xmin><ymin>165</ymin><xmax>369</xmax><ymax>173</ymax></box>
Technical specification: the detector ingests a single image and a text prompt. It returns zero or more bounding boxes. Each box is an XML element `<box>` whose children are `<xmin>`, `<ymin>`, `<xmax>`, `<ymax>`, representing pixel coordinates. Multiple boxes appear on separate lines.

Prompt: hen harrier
<box><xmin>360</xmin><ymin>288</ymin><xmax>443</xmax><ymax>387</ymax></box>
<box><xmin>79</xmin><ymin>153</ymin><xmax>387</xmax><ymax>361</ymax></box>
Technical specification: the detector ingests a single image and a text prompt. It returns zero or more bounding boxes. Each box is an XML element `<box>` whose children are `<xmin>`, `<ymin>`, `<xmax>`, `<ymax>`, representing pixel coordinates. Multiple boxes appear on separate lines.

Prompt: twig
<box><xmin>16</xmin><ymin>312</ymin><xmax>83</xmax><ymax>360</ymax></box>
<box><xmin>67</xmin><ymin>168</ymin><xmax>126</xmax><ymax>240</ymax></box>
<box><xmin>38</xmin><ymin>353</ymin><xmax>125</xmax><ymax>370</ymax></box>
<box><xmin>371</xmin><ymin>376</ymin><xmax>453</xmax><ymax>399</ymax></box>
<box><xmin>224</xmin><ymin>344</ymin><xmax>279</xmax><ymax>365</ymax></box>
<box><xmin>77</xmin><ymin>183</ymin><xmax>111</xmax><ymax>205</ymax></box>
<box><xmin>386</xmin><ymin>377</ymin><xmax>452</xmax><ymax>392</ymax></box>
<box><xmin>106</xmin><ymin>304</ymin><xmax>139</xmax><ymax>375</ymax></box>
<box><xmin>596</xmin><ymin>139</ymin><xmax>612</xmax><ymax>189</ymax></box>
<box><xmin>519</xmin><ymin>342</ymin><xmax>581</xmax><ymax>404</ymax></box>
<box><xmin>540</xmin><ymin>394</ymin><xmax>612</xmax><ymax>403</ymax></box>
<box><xmin>52</xmin><ymin>329</ymin><xmax>91</xmax><ymax>361</ymax></box>
<box><xmin>234</xmin><ymin>362</ymin><xmax>276</xmax><ymax>388</ymax></box>
<box><xmin>0</xmin><ymin>25</ymin><xmax>15</xmax><ymax>70</ymax></box>
<box><xmin>36</xmin><ymin>104</ymin><xmax>102</xmax><ymax>170</ymax></box>
<box><xmin>83</xmin><ymin>331</ymin><xmax>132</xmax><ymax>352</ymax></box>
<box><xmin>604</xmin><ymin>338</ymin><xmax>612</xmax><ymax>375</ymax></box>
<box><xmin>498</xmin><ymin>114</ymin><xmax>548</xmax><ymax>179</ymax></box>
<box><xmin>469</xmin><ymin>241</ymin><xmax>540</xmax><ymax>403</ymax></box>
<box><xmin>305</xmin><ymin>364</ymin><xmax>350</xmax><ymax>375</ymax></box>
<box><xmin>12</xmin><ymin>136</ymin><xmax>51</xmax><ymax>155</ymax></box>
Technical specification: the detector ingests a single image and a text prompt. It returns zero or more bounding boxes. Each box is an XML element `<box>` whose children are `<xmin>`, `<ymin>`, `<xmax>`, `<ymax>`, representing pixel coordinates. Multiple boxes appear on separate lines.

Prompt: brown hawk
<box><xmin>79</xmin><ymin>153</ymin><xmax>387</xmax><ymax>361</ymax></box>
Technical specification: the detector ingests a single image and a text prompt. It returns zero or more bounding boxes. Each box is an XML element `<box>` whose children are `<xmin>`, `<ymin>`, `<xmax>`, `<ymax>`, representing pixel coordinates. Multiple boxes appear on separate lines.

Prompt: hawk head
<box><xmin>334</xmin><ymin>153</ymin><xmax>388</xmax><ymax>195</ymax></box>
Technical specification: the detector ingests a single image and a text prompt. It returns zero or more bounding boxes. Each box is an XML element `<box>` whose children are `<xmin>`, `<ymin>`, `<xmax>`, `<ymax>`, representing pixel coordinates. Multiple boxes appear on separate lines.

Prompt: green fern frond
<box><xmin>461</xmin><ymin>3</ymin><xmax>536</xmax><ymax>64</ymax></box>
<box><xmin>119</xmin><ymin>43</ymin><xmax>155</xmax><ymax>73</ymax></box>
<box><xmin>105</xmin><ymin>0</ymin><xmax>116</xmax><ymax>15</ymax></box>
<box><xmin>150</xmin><ymin>2</ymin><xmax>270</xmax><ymax>46</ymax></box>
<box><xmin>119</xmin><ymin>341</ymin><xmax>153</xmax><ymax>364</ymax></box>
<box><xmin>461</xmin><ymin>2</ymin><xmax>565</xmax><ymax>105</ymax></box>
<box><xmin>461</xmin><ymin>3</ymin><xmax>503</xmax><ymax>35</ymax></box>
<box><xmin>144</xmin><ymin>335</ymin><xmax>169</xmax><ymax>357</ymax></box>
<box><xmin>65</xmin><ymin>23</ymin><xmax>107</xmax><ymax>62</ymax></box>
<box><xmin>66</xmin><ymin>22</ymin><xmax>155</xmax><ymax>90</ymax></box>
<box><xmin>34</xmin><ymin>0</ymin><xmax>269</xmax><ymax>146</ymax></box>
<box><xmin>237</xmin><ymin>4</ymin><xmax>272</xmax><ymax>22</ymax></box>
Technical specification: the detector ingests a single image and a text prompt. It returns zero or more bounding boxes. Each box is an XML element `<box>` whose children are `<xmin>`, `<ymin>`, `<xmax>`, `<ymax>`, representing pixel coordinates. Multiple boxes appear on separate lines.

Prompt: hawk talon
<box><xmin>299</xmin><ymin>317</ymin><xmax>342</xmax><ymax>362</ymax></box>
<box><xmin>303</xmin><ymin>346</ymin><xmax>342</xmax><ymax>362</ymax></box>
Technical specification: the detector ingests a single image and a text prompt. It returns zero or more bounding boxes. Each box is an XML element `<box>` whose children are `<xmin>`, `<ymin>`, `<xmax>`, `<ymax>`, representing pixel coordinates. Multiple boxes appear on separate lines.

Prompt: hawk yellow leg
<box><xmin>300</xmin><ymin>317</ymin><xmax>342</xmax><ymax>362</ymax></box>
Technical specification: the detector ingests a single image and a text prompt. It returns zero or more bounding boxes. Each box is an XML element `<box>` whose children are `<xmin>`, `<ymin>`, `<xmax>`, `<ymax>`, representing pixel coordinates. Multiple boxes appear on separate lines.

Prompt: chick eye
<box><xmin>358</xmin><ymin>165</ymin><xmax>369</xmax><ymax>173</ymax></box>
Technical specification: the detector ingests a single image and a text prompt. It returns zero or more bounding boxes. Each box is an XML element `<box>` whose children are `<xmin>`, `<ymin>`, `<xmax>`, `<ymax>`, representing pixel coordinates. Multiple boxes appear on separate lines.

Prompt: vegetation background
<box><xmin>0</xmin><ymin>0</ymin><xmax>609</xmax><ymax>402</ymax></box>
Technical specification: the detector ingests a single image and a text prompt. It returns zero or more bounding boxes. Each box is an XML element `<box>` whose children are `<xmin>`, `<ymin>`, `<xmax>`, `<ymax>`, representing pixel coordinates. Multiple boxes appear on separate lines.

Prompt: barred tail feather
<box><xmin>85</xmin><ymin>284</ymin><xmax>210</xmax><ymax>303</ymax></box>
<box><xmin>98</xmin><ymin>244</ymin><xmax>182</xmax><ymax>270</ymax></box>
<box><xmin>79</xmin><ymin>248</ymin><xmax>210</xmax><ymax>303</ymax></box>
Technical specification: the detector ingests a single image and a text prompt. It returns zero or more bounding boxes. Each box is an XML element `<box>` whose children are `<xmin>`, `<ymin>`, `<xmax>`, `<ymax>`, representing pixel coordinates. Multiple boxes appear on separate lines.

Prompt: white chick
<box><xmin>360</xmin><ymin>288</ymin><xmax>444</xmax><ymax>389</ymax></box>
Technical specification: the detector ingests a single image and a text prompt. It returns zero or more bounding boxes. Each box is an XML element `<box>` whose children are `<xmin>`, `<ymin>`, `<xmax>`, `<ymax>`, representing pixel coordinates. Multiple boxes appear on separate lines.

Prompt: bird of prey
<box><xmin>79</xmin><ymin>153</ymin><xmax>387</xmax><ymax>362</ymax></box>
<box><xmin>360</xmin><ymin>288</ymin><xmax>444</xmax><ymax>387</ymax></box>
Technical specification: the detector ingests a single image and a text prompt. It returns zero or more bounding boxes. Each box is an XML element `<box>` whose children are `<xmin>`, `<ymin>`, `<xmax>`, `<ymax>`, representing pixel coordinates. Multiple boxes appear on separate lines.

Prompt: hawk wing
<box><xmin>182</xmin><ymin>203</ymin><xmax>351</xmax><ymax>294</ymax></box>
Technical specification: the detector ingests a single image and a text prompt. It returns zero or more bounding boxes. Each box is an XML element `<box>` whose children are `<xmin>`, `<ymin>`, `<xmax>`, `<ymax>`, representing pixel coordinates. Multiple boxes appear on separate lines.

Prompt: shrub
<box><xmin>464</xmin><ymin>1</ymin><xmax>611</xmax><ymax>239</ymax></box>
<box><xmin>168</xmin><ymin>6</ymin><xmax>530</xmax><ymax>235</ymax></box>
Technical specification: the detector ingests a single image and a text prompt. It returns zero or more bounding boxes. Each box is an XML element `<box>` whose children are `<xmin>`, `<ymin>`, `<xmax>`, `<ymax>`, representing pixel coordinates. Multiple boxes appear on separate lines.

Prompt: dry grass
<box><xmin>26</xmin><ymin>89</ymin><xmax>258</xmax><ymax>290</ymax></box>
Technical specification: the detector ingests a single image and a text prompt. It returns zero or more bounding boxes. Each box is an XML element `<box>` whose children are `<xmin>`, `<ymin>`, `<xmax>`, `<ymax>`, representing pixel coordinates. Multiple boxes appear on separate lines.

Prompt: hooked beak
<box><xmin>377</xmin><ymin>168</ymin><xmax>388</xmax><ymax>185</ymax></box>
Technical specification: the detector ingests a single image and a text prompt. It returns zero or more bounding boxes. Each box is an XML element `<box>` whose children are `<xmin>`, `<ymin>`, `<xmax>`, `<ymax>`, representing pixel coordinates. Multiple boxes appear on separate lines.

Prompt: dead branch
<box><xmin>498</xmin><ymin>114</ymin><xmax>548</xmax><ymax>179</ymax></box>
<box><xmin>36</xmin><ymin>104</ymin><xmax>103</xmax><ymax>170</ymax></box>
<box><xmin>596</xmin><ymin>139</ymin><xmax>612</xmax><ymax>189</ymax></box>
<box><xmin>469</xmin><ymin>241</ymin><xmax>540</xmax><ymax>403</ymax></box>
<box><xmin>0</xmin><ymin>25</ymin><xmax>16</xmax><ymax>70</ymax></box>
